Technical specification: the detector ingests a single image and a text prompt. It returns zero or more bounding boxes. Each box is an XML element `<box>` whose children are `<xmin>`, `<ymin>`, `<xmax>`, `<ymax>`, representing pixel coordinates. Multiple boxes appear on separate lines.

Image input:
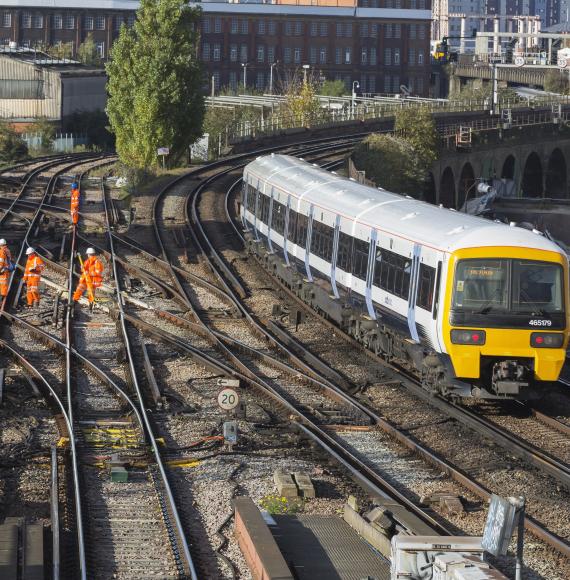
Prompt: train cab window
<box><xmin>512</xmin><ymin>260</ymin><xmax>563</xmax><ymax>313</ymax></box>
<box><xmin>337</xmin><ymin>231</ymin><xmax>353</xmax><ymax>272</ymax></box>
<box><xmin>272</xmin><ymin>201</ymin><xmax>286</xmax><ymax>235</ymax></box>
<box><xmin>416</xmin><ymin>263</ymin><xmax>436</xmax><ymax>311</ymax></box>
<box><xmin>295</xmin><ymin>213</ymin><xmax>309</xmax><ymax>247</ymax></box>
<box><xmin>352</xmin><ymin>238</ymin><xmax>370</xmax><ymax>280</ymax></box>
<box><xmin>310</xmin><ymin>219</ymin><xmax>334</xmax><ymax>261</ymax></box>
<box><xmin>373</xmin><ymin>247</ymin><xmax>411</xmax><ymax>299</ymax></box>
<box><xmin>453</xmin><ymin>259</ymin><xmax>509</xmax><ymax>312</ymax></box>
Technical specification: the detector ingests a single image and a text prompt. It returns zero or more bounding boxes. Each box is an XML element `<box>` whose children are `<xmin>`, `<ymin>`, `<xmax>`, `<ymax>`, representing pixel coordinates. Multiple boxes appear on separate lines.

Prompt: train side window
<box><xmin>373</xmin><ymin>247</ymin><xmax>410</xmax><ymax>299</ymax></box>
<box><xmin>272</xmin><ymin>201</ymin><xmax>286</xmax><ymax>235</ymax></box>
<box><xmin>352</xmin><ymin>238</ymin><xmax>369</xmax><ymax>280</ymax></box>
<box><xmin>416</xmin><ymin>263</ymin><xmax>436</xmax><ymax>311</ymax></box>
<box><xmin>337</xmin><ymin>231</ymin><xmax>353</xmax><ymax>272</ymax></box>
<box><xmin>310</xmin><ymin>219</ymin><xmax>334</xmax><ymax>261</ymax></box>
<box><xmin>295</xmin><ymin>213</ymin><xmax>309</xmax><ymax>247</ymax></box>
<box><xmin>288</xmin><ymin>209</ymin><xmax>298</xmax><ymax>243</ymax></box>
<box><xmin>260</xmin><ymin>194</ymin><xmax>270</xmax><ymax>224</ymax></box>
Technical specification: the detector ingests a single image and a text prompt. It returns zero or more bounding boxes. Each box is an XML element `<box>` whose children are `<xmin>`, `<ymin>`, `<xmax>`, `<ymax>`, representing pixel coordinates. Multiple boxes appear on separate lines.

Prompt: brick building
<box><xmin>0</xmin><ymin>1</ymin><xmax>432</xmax><ymax>95</ymax></box>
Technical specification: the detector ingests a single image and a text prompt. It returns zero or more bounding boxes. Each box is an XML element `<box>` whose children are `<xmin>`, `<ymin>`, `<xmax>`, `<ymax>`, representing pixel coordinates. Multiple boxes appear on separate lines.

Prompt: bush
<box><xmin>0</xmin><ymin>120</ymin><xmax>29</xmax><ymax>164</ymax></box>
<box><xmin>319</xmin><ymin>79</ymin><xmax>347</xmax><ymax>97</ymax></box>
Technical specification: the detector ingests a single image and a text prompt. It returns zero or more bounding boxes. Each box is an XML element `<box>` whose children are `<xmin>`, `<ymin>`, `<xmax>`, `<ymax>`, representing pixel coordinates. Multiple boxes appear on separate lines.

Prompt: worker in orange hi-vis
<box><xmin>0</xmin><ymin>239</ymin><xmax>12</xmax><ymax>298</ymax></box>
<box><xmin>73</xmin><ymin>247</ymin><xmax>104</xmax><ymax>310</ymax></box>
<box><xmin>70</xmin><ymin>186</ymin><xmax>80</xmax><ymax>225</ymax></box>
<box><xmin>23</xmin><ymin>247</ymin><xmax>45</xmax><ymax>308</ymax></box>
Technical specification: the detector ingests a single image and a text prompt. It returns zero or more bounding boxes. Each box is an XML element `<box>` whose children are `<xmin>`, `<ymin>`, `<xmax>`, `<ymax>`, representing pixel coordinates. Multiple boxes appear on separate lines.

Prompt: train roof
<box><xmin>245</xmin><ymin>154</ymin><xmax>564</xmax><ymax>256</ymax></box>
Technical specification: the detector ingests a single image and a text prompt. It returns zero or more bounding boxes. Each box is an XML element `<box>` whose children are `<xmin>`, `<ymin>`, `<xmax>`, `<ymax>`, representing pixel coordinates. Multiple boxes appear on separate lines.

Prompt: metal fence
<box><xmin>22</xmin><ymin>132</ymin><xmax>88</xmax><ymax>152</ymax></box>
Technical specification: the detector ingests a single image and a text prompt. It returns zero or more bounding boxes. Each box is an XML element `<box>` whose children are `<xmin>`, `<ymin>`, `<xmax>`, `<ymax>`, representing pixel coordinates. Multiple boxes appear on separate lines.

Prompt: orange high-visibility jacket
<box><xmin>24</xmin><ymin>255</ymin><xmax>45</xmax><ymax>285</ymax></box>
<box><xmin>81</xmin><ymin>256</ymin><xmax>104</xmax><ymax>288</ymax></box>
<box><xmin>71</xmin><ymin>188</ymin><xmax>80</xmax><ymax>209</ymax></box>
<box><xmin>0</xmin><ymin>246</ymin><xmax>11</xmax><ymax>275</ymax></box>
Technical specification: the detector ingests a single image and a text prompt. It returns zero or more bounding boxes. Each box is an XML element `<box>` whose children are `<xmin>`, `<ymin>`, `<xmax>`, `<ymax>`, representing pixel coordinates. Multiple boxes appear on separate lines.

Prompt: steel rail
<box><xmin>100</xmin><ymin>178</ymin><xmax>198</xmax><ymax>579</ymax></box>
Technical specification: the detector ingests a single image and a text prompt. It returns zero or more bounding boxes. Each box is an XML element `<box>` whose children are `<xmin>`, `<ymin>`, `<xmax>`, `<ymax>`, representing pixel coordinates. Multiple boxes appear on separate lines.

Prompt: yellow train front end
<box><xmin>442</xmin><ymin>247</ymin><xmax>569</xmax><ymax>398</ymax></box>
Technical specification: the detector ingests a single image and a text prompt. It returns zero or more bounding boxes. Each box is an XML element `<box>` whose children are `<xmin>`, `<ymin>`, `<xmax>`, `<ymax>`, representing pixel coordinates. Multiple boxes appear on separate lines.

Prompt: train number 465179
<box><xmin>529</xmin><ymin>319</ymin><xmax>552</xmax><ymax>326</ymax></box>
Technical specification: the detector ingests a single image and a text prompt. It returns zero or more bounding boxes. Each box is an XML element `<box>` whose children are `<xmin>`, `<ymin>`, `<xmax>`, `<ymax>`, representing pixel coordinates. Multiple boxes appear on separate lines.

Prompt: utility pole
<box><xmin>491</xmin><ymin>61</ymin><xmax>498</xmax><ymax>115</ymax></box>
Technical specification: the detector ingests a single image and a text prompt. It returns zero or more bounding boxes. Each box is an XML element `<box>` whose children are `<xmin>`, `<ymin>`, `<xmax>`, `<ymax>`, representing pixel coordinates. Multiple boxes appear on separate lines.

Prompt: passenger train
<box><xmin>241</xmin><ymin>154</ymin><xmax>570</xmax><ymax>399</ymax></box>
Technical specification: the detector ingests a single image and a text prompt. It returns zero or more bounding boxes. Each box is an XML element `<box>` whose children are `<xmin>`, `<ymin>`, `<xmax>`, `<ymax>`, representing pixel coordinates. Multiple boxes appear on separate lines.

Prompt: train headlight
<box><xmin>450</xmin><ymin>329</ymin><xmax>486</xmax><ymax>345</ymax></box>
<box><xmin>530</xmin><ymin>333</ymin><xmax>564</xmax><ymax>348</ymax></box>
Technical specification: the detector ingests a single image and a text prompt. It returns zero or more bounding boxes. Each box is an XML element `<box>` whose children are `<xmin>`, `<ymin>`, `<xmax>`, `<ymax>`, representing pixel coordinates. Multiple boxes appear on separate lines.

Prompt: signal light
<box><xmin>530</xmin><ymin>333</ymin><xmax>564</xmax><ymax>348</ymax></box>
<box><xmin>451</xmin><ymin>329</ymin><xmax>486</xmax><ymax>345</ymax></box>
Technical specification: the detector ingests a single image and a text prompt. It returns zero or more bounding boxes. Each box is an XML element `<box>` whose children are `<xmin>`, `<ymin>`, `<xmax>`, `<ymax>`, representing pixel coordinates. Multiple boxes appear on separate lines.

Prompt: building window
<box><xmin>384</xmin><ymin>75</ymin><xmax>391</xmax><ymax>93</ymax></box>
<box><xmin>419</xmin><ymin>0</ymin><xmax>425</xmax><ymax>7</ymax></box>
<box><xmin>240</xmin><ymin>44</ymin><xmax>247</xmax><ymax>63</ymax></box>
<box><xmin>419</xmin><ymin>25</ymin><xmax>426</xmax><ymax>40</ymax></box>
<box><xmin>229</xmin><ymin>71</ymin><xmax>237</xmax><ymax>90</ymax></box>
<box><xmin>371</xmin><ymin>24</ymin><xmax>378</xmax><ymax>38</ymax></box>
<box><xmin>96</xmin><ymin>15</ymin><xmax>105</xmax><ymax>30</ymax></box>
<box><xmin>360</xmin><ymin>23</ymin><xmax>368</xmax><ymax>37</ymax></box>
<box><xmin>268</xmin><ymin>20</ymin><xmax>276</xmax><ymax>35</ymax></box>
<box><xmin>22</xmin><ymin>12</ymin><xmax>31</xmax><ymax>28</ymax></box>
<box><xmin>230</xmin><ymin>44</ymin><xmax>237</xmax><ymax>62</ymax></box>
<box><xmin>310</xmin><ymin>46</ymin><xmax>317</xmax><ymax>64</ymax></box>
<box><xmin>285</xmin><ymin>21</ymin><xmax>292</xmax><ymax>36</ymax></box>
<box><xmin>344</xmin><ymin>48</ymin><xmax>351</xmax><ymax>64</ymax></box>
<box><xmin>335</xmin><ymin>47</ymin><xmax>341</xmax><ymax>65</ymax></box>
<box><xmin>320</xmin><ymin>22</ymin><xmax>327</xmax><ymax>36</ymax></box>
<box><xmin>310</xmin><ymin>22</ymin><xmax>317</xmax><ymax>36</ymax></box>
<box><xmin>369</xmin><ymin>75</ymin><xmax>376</xmax><ymax>93</ymax></box>
<box><xmin>256</xmin><ymin>72</ymin><xmax>264</xmax><ymax>90</ymax></box>
<box><xmin>370</xmin><ymin>47</ymin><xmax>377</xmax><ymax>66</ymax></box>
<box><xmin>385</xmin><ymin>24</ymin><xmax>392</xmax><ymax>39</ymax></box>
<box><xmin>213</xmin><ymin>43</ymin><xmax>221</xmax><ymax>61</ymax></box>
<box><xmin>336</xmin><ymin>23</ymin><xmax>342</xmax><ymax>37</ymax></box>
<box><xmin>361</xmin><ymin>48</ymin><xmax>367</xmax><ymax>65</ymax></box>
<box><xmin>418</xmin><ymin>51</ymin><xmax>424</xmax><ymax>65</ymax></box>
<box><xmin>319</xmin><ymin>47</ymin><xmax>327</xmax><ymax>64</ymax></box>
<box><xmin>127</xmin><ymin>14</ymin><xmax>135</xmax><ymax>28</ymax></box>
<box><xmin>53</xmin><ymin>14</ymin><xmax>63</xmax><ymax>29</ymax></box>
<box><xmin>409</xmin><ymin>48</ymin><xmax>415</xmax><ymax>65</ymax></box>
<box><xmin>268</xmin><ymin>46</ymin><xmax>275</xmax><ymax>63</ymax></box>
<box><xmin>231</xmin><ymin>18</ymin><xmax>238</xmax><ymax>34</ymax></box>
<box><xmin>214</xmin><ymin>17</ymin><xmax>221</xmax><ymax>33</ymax></box>
<box><xmin>409</xmin><ymin>24</ymin><xmax>416</xmax><ymax>39</ymax></box>
<box><xmin>213</xmin><ymin>71</ymin><xmax>220</xmax><ymax>90</ymax></box>
<box><xmin>96</xmin><ymin>41</ymin><xmax>105</xmax><ymax>58</ymax></box>
<box><xmin>202</xmin><ymin>18</ymin><xmax>210</xmax><ymax>34</ymax></box>
<box><xmin>284</xmin><ymin>47</ymin><xmax>292</xmax><ymax>64</ymax></box>
<box><xmin>393</xmin><ymin>75</ymin><xmax>400</xmax><ymax>93</ymax></box>
<box><xmin>294</xmin><ymin>21</ymin><xmax>302</xmax><ymax>36</ymax></box>
<box><xmin>258</xmin><ymin>20</ymin><xmax>266</xmax><ymax>35</ymax></box>
<box><xmin>2</xmin><ymin>12</ymin><xmax>11</xmax><ymax>28</ymax></box>
<box><xmin>294</xmin><ymin>48</ymin><xmax>301</xmax><ymax>64</ymax></box>
<box><xmin>394</xmin><ymin>24</ymin><xmax>401</xmax><ymax>38</ymax></box>
<box><xmin>202</xmin><ymin>43</ymin><xmax>210</xmax><ymax>61</ymax></box>
<box><xmin>345</xmin><ymin>23</ymin><xmax>352</xmax><ymax>37</ymax></box>
<box><xmin>241</xmin><ymin>19</ymin><xmax>248</xmax><ymax>34</ymax></box>
<box><xmin>384</xmin><ymin>48</ymin><xmax>392</xmax><ymax>65</ymax></box>
<box><xmin>394</xmin><ymin>49</ymin><xmax>400</xmax><ymax>65</ymax></box>
<box><xmin>32</xmin><ymin>14</ymin><xmax>43</xmax><ymax>29</ymax></box>
<box><xmin>113</xmin><ymin>16</ymin><xmax>123</xmax><ymax>31</ymax></box>
<box><xmin>257</xmin><ymin>45</ymin><xmax>264</xmax><ymax>62</ymax></box>
<box><xmin>84</xmin><ymin>15</ymin><xmax>94</xmax><ymax>30</ymax></box>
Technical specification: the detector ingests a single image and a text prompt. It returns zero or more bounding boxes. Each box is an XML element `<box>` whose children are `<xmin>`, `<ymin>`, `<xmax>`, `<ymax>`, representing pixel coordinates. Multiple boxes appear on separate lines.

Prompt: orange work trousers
<box><xmin>0</xmin><ymin>272</ymin><xmax>8</xmax><ymax>297</ymax></box>
<box><xmin>73</xmin><ymin>281</ymin><xmax>96</xmax><ymax>303</ymax></box>
<box><xmin>26</xmin><ymin>283</ymin><xmax>40</xmax><ymax>306</ymax></box>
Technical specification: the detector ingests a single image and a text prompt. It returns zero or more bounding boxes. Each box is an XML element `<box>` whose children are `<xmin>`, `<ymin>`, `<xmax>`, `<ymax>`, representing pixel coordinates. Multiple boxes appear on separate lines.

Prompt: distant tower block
<box><xmin>493</xmin><ymin>17</ymin><xmax>500</xmax><ymax>55</ymax></box>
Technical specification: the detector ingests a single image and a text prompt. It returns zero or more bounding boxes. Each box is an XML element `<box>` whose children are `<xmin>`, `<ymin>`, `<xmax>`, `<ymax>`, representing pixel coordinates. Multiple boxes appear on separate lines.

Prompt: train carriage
<box><xmin>241</xmin><ymin>154</ymin><xmax>569</xmax><ymax>399</ymax></box>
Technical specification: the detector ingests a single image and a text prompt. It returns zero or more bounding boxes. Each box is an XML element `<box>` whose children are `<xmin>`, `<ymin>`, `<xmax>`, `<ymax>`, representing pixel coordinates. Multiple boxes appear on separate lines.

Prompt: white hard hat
<box><xmin>86</xmin><ymin>247</ymin><xmax>96</xmax><ymax>255</ymax></box>
<box><xmin>0</xmin><ymin>239</ymin><xmax>6</xmax><ymax>246</ymax></box>
<box><xmin>26</xmin><ymin>247</ymin><xmax>35</xmax><ymax>255</ymax></box>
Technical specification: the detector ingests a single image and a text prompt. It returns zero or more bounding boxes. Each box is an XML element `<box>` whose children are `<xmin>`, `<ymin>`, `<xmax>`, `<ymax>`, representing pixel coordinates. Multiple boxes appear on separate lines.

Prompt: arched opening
<box><xmin>423</xmin><ymin>172</ymin><xmax>436</xmax><ymax>204</ymax></box>
<box><xmin>458</xmin><ymin>163</ymin><xmax>476</xmax><ymax>209</ymax></box>
<box><xmin>545</xmin><ymin>148</ymin><xmax>567</xmax><ymax>198</ymax></box>
<box><xmin>439</xmin><ymin>167</ymin><xmax>456</xmax><ymax>208</ymax></box>
<box><xmin>501</xmin><ymin>155</ymin><xmax>516</xmax><ymax>180</ymax></box>
<box><xmin>521</xmin><ymin>152</ymin><xmax>543</xmax><ymax>198</ymax></box>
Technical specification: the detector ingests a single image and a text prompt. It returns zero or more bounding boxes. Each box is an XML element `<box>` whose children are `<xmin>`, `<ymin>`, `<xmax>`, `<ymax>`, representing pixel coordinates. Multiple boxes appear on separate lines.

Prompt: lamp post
<box><xmin>269</xmin><ymin>61</ymin><xmax>278</xmax><ymax>95</ymax></box>
<box><xmin>302</xmin><ymin>64</ymin><xmax>310</xmax><ymax>84</ymax></box>
<box><xmin>352</xmin><ymin>80</ymin><xmax>360</xmax><ymax>118</ymax></box>
<box><xmin>241</xmin><ymin>62</ymin><xmax>248</xmax><ymax>92</ymax></box>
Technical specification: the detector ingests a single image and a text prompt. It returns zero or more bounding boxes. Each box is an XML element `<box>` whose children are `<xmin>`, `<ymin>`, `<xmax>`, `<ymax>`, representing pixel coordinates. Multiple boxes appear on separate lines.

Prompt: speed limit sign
<box><xmin>217</xmin><ymin>387</ymin><xmax>239</xmax><ymax>411</ymax></box>
<box><xmin>558</xmin><ymin>57</ymin><xmax>567</xmax><ymax>69</ymax></box>
<box><xmin>514</xmin><ymin>56</ymin><xmax>525</xmax><ymax>67</ymax></box>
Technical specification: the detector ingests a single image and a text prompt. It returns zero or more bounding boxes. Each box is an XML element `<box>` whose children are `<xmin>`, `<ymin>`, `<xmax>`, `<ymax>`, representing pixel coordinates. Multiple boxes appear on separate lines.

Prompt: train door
<box><xmin>330</xmin><ymin>215</ymin><xmax>341</xmax><ymax>299</ymax></box>
<box><xmin>267</xmin><ymin>187</ymin><xmax>274</xmax><ymax>253</ymax></box>
<box><xmin>241</xmin><ymin>180</ymin><xmax>249</xmax><ymax>230</ymax></box>
<box><xmin>304</xmin><ymin>204</ymin><xmax>314</xmax><ymax>282</ymax></box>
<box><xmin>283</xmin><ymin>196</ymin><xmax>291</xmax><ymax>266</ymax></box>
<box><xmin>406</xmin><ymin>243</ymin><xmax>422</xmax><ymax>343</ymax></box>
<box><xmin>252</xmin><ymin>179</ymin><xmax>261</xmax><ymax>241</ymax></box>
<box><xmin>364</xmin><ymin>229</ymin><xmax>377</xmax><ymax>320</ymax></box>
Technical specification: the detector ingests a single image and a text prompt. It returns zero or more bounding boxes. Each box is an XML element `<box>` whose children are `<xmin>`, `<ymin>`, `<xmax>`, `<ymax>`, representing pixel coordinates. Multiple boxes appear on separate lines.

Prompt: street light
<box><xmin>302</xmin><ymin>64</ymin><xmax>310</xmax><ymax>84</ymax></box>
<box><xmin>241</xmin><ymin>62</ymin><xmax>248</xmax><ymax>92</ymax></box>
<box><xmin>352</xmin><ymin>81</ymin><xmax>360</xmax><ymax>118</ymax></box>
<box><xmin>269</xmin><ymin>61</ymin><xmax>279</xmax><ymax>95</ymax></box>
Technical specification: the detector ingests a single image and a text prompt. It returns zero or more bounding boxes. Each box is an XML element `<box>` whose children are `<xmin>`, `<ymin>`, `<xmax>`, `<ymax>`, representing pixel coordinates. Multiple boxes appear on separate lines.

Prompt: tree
<box><xmin>29</xmin><ymin>117</ymin><xmax>56</xmax><ymax>152</ymax></box>
<box><xmin>319</xmin><ymin>79</ymin><xmax>347</xmax><ymax>97</ymax></box>
<box><xmin>544</xmin><ymin>70</ymin><xmax>569</xmax><ymax>94</ymax></box>
<box><xmin>0</xmin><ymin>120</ymin><xmax>28</xmax><ymax>165</ymax></box>
<box><xmin>352</xmin><ymin>133</ymin><xmax>425</xmax><ymax>195</ymax></box>
<box><xmin>283</xmin><ymin>80</ymin><xmax>323</xmax><ymax>127</ymax></box>
<box><xmin>77</xmin><ymin>33</ymin><xmax>101</xmax><ymax>66</ymax></box>
<box><xmin>106</xmin><ymin>0</ymin><xmax>204</xmax><ymax>169</ymax></box>
<box><xmin>394</xmin><ymin>107</ymin><xmax>439</xmax><ymax>171</ymax></box>
<box><xmin>46</xmin><ymin>42</ymin><xmax>73</xmax><ymax>61</ymax></box>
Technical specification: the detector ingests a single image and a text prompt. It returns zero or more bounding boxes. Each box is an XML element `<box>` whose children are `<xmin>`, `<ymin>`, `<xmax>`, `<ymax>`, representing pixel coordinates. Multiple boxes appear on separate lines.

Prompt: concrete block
<box><xmin>293</xmin><ymin>472</ymin><xmax>315</xmax><ymax>499</ymax></box>
<box><xmin>343</xmin><ymin>502</ymin><xmax>391</xmax><ymax>557</ymax></box>
<box><xmin>273</xmin><ymin>470</ymin><xmax>298</xmax><ymax>499</ymax></box>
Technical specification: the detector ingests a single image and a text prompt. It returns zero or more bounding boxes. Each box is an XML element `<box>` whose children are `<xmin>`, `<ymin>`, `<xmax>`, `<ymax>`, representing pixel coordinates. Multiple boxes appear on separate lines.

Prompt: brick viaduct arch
<box><xmin>430</xmin><ymin>140</ymin><xmax>570</xmax><ymax>209</ymax></box>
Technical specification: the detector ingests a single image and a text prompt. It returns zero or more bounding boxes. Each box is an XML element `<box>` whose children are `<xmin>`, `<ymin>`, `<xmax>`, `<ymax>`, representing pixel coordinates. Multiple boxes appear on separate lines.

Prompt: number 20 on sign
<box><xmin>217</xmin><ymin>387</ymin><xmax>239</xmax><ymax>411</ymax></box>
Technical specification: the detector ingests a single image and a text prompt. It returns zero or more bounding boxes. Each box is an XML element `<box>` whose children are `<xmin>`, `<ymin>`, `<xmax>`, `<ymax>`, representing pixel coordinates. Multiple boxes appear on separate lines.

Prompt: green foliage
<box><xmin>77</xmin><ymin>33</ymin><xmax>101</xmax><ymax>66</ymax></box>
<box><xmin>0</xmin><ymin>120</ymin><xmax>28</xmax><ymax>165</ymax></box>
<box><xmin>259</xmin><ymin>495</ymin><xmax>304</xmax><ymax>515</ymax></box>
<box><xmin>46</xmin><ymin>42</ymin><xmax>74</xmax><ymax>60</ymax></box>
<box><xmin>106</xmin><ymin>0</ymin><xmax>204</xmax><ymax>169</ymax></box>
<box><xmin>319</xmin><ymin>79</ymin><xmax>348</xmax><ymax>97</ymax></box>
<box><xmin>64</xmin><ymin>109</ymin><xmax>114</xmax><ymax>150</ymax></box>
<box><xmin>543</xmin><ymin>70</ymin><xmax>570</xmax><ymax>95</ymax></box>
<box><xmin>352</xmin><ymin>134</ymin><xmax>426</xmax><ymax>195</ymax></box>
<box><xmin>29</xmin><ymin>117</ymin><xmax>56</xmax><ymax>152</ymax></box>
<box><xmin>283</xmin><ymin>80</ymin><xmax>323</xmax><ymax>127</ymax></box>
<box><xmin>394</xmin><ymin>107</ymin><xmax>438</xmax><ymax>170</ymax></box>
<box><xmin>450</xmin><ymin>80</ymin><xmax>518</xmax><ymax>103</ymax></box>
